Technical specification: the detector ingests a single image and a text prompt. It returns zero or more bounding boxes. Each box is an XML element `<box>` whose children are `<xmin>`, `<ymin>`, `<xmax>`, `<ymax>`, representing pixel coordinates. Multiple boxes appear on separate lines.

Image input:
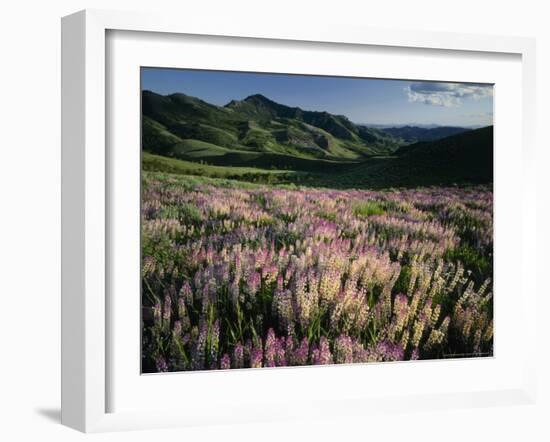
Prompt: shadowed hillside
<box><xmin>378</xmin><ymin>125</ymin><xmax>470</xmax><ymax>143</ymax></box>
<box><xmin>316</xmin><ymin>126</ymin><xmax>493</xmax><ymax>188</ymax></box>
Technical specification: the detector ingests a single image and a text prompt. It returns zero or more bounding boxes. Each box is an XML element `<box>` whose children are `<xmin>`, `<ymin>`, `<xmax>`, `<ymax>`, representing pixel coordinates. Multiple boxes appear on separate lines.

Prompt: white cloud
<box><xmin>405</xmin><ymin>82</ymin><xmax>493</xmax><ymax>107</ymax></box>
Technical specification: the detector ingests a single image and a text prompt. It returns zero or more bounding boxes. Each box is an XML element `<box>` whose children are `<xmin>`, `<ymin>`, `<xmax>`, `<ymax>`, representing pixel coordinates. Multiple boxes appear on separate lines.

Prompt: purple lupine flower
<box><xmin>155</xmin><ymin>355</ymin><xmax>168</xmax><ymax>372</ymax></box>
<box><xmin>193</xmin><ymin>271</ymin><xmax>202</xmax><ymax>293</ymax></box>
<box><xmin>273</xmin><ymin>288</ymin><xmax>294</xmax><ymax>333</ymax></box>
<box><xmin>234</xmin><ymin>253</ymin><xmax>242</xmax><ymax>279</ymax></box>
<box><xmin>220</xmin><ymin>353</ymin><xmax>231</xmax><ymax>370</ymax></box>
<box><xmin>284</xmin><ymin>335</ymin><xmax>295</xmax><ymax>364</ymax></box>
<box><xmin>192</xmin><ymin>319</ymin><xmax>208</xmax><ymax>370</ymax></box>
<box><xmin>201</xmin><ymin>281</ymin><xmax>212</xmax><ymax>313</ymax></box>
<box><xmin>177</xmin><ymin>297</ymin><xmax>191</xmax><ymax>331</ymax></box>
<box><xmin>173</xmin><ymin>320</ymin><xmax>182</xmax><ymax>336</ymax></box>
<box><xmin>334</xmin><ymin>335</ymin><xmax>353</xmax><ymax>364</ymax></box>
<box><xmin>293</xmin><ymin>337</ymin><xmax>310</xmax><ymax>365</ymax></box>
<box><xmin>393</xmin><ymin>293</ymin><xmax>409</xmax><ymax>334</ymax></box>
<box><xmin>179</xmin><ymin>281</ymin><xmax>193</xmax><ymax>306</ymax></box>
<box><xmin>250</xmin><ymin>345</ymin><xmax>263</xmax><ymax>368</ymax></box>
<box><xmin>230</xmin><ymin>279</ymin><xmax>240</xmax><ymax>306</ymax></box>
<box><xmin>264</xmin><ymin>328</ymin><xmax>278</xmax><ymax>367</ymax></box>
<box><xmin>177</xmin><ymin>297</ymin><xmax>186</xmax><ymax>319</ymax></box>
<box><xmin>294</xmin><ymin>273</ymin><xmax>311</xmax><ymax>327</ymax></box>
<box><xmin>351</xmin><ymin>339</ymin><xmax>368</xmax><ymax>363</ymax></box>
<box><xmin>152</xmin><ymin>302</ymin><xmax>162</xmax><ymax>325</ymax></box>
<box><xmin>312</xmin><ymin>337</ymin><xmax>333</xmax><ymax>365</ymax></box>
<box><xmin>276</xmin><ymin>274</ymin><xmax>284</xmax><ymax>292</ymax></box>
<box><xmin>375</xmin><ymin>340</ymin><xmax>405</xmax><ymax>361</ymax></box>
<box><xmin>209</xmin><ymin>320</ymin><xmax>220</xmax><ymax>368</ymax></box>
<box><xmin>246</xmin><ymin>271</ymin><xmax>261</xmax><ymax>297</ymax></box>
<box><xmin>411</xmin><ymin>347</ymin><xmax>420</xmax><ymax>360</ymax></box>
<box><xmin>162</xmin><ymin>294</ymin><xmax>172</xmax><ymax>323</ymax></box>
<box><xmin>275</xmin><ymin>336</ymin><xmax>287</xmax><ymax>367</ymax></box>
<box><xmin>233</xmin><ymin>342</ymin><xmax>244</xmax><ymax>369</ymax></box>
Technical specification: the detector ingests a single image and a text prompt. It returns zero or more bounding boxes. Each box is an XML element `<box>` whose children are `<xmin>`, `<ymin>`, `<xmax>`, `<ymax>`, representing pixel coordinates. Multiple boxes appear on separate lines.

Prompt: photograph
<box><xmin>140</xmin><ymin>68</ymin><xmax>494</xmax><ymax>373</ymax></box>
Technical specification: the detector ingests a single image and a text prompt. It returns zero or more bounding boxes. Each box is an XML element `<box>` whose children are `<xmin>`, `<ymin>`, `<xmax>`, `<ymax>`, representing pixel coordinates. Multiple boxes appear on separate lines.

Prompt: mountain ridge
<box><xmin>142</xmin><ymin>90</ymin><xmax>491</xmax><ymax>187</ymax></box>
<box><xmin>142</xmin><ymin>90</ymin><xmax>403</xmax><ymax>165</ymax></box>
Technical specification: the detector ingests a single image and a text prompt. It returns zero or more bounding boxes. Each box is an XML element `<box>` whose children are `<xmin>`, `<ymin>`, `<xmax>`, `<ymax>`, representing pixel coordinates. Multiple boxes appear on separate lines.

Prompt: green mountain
<box><xmin>378</xmin><ymin>125</ymin><xmax>471</xmax><ymax>144</ymax></box>
<box><xmin>142</xmin><ymin>91</ymin><xmax>402</xmax><ymax>171</ymax></box>
<box><xmin>321</xmin><ymin>126</ymin><xmax>493</xmax><ymax>188</ymax></box>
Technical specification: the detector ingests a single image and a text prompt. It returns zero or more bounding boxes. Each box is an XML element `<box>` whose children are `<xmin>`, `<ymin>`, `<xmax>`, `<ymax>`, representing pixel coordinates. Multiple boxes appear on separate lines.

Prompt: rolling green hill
<box><xmin>142</xmin><ymin>152</ymin><xmax>301</xmax><ymax>184</ymax></box>
<box><xmin>142</xmin><ymin>91</ymin><xmax>403</xmax><ymax>166</ymax></box>
<box><xmin>317</xmin><ymin>126</ymin><xmax>494</xmax><ymax>188</ymax></box>
<box><xmin>378</xmin><ymin>125</ymin><xmax>470</xmax><ymax>144</ymax></box>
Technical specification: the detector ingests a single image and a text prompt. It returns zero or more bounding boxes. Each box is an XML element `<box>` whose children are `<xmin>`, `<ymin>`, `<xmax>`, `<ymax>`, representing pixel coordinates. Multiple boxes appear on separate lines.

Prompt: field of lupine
<box><xmin>141</xmin><ymin>172</ymin><xmax>493</xmax><ymax>372</ymax></box>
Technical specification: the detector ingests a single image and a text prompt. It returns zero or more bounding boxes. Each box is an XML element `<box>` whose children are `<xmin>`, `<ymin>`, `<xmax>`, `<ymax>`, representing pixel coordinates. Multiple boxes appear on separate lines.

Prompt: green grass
<box><xmin>143</xmin><ymin>152</ymin><xmax>277</xmax><ymax>176</ymax></box>
<box><xmin>171</xmin><ymin>139</ymin><xmax>233</xmax><ymax>158</ymax></box>
<box><xmin>167</xmin><ymin>122</ymin><xmax>240</xmax><ymax>149</ymax></box>
<box><xmin>445</xmin><ymin>245</ymin><xmax>492</xmax><ymax>283</ymax></box>
<box><xmin>353</xmin><ymin>201</ymin><xmax>387</xmax><ymax>218</ymax></box>
<box><xmin>142</xmin><ymin>152</ymin><xmax>305</xmax><ymax>186</ymax></box>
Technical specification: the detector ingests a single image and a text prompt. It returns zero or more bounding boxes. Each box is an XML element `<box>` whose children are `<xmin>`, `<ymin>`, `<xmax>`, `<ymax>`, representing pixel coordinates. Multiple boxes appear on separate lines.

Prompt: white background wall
<box><xmin>0</xmin><ymin>1</ymin><xmax>548</xmax><ymax>440</ymax></box>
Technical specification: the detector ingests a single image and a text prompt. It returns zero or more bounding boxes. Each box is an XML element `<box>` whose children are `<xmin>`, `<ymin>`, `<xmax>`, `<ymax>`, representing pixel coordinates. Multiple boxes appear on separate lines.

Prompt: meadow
<box><xmin>141</xmin><ymin>172</ymin><xmax>493</xmax><ymax>372</ymax></box>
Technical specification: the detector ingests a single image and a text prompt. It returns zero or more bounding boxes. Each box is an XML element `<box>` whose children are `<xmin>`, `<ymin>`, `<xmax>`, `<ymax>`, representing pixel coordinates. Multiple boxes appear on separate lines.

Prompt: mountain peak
<box><xmin>244</xmin><ymin>93</ymin><xmax>270</xmax><ymax>101</ymax></box>
<box><xmin>224</xmin><ymin>94</ymin><xmax>278</xmax><ymax>110</ymax></box>
<box><xmin>243</xmin><ymin>94</ymin><xmax>278</xmax><ymax>106</ymax></box>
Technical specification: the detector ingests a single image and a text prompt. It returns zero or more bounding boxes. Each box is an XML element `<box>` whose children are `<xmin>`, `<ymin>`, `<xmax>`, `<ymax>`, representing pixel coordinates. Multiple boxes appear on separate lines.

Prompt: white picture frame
<box><xmin>61</xmin><ymin>9</ymin><xmax>537</xmax><ymax>433</ymax></box>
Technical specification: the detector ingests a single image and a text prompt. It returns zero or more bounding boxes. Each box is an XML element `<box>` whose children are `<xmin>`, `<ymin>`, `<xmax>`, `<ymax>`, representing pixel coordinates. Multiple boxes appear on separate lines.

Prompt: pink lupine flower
<box><xmin>312</xmin><ymin>337</ymin><xmax>333</xmax><ymax>365</ymax></box>
<box><xmin>220</xmin><ymin>353</ymin><xmax>231</xmax><ymax>370</ymax></box>
<box><xmin>179</xmin><ymin>281</ymin><xmax>193</xmax><ymax>306</ymax></box>
<box><xmin>233</xmin><ymin>343</ymin><xmax>244</xmax><ymax>369</ymax></box>
<box><xmin>209</xmin><ymin>320</ymin><xmax>220</xmax><ymax>368</ymax></box>
<box><xmin>162</xmin><ymin>294</ymin><xmax>172</xmax><ymax>323</ymax></box>
<box><xmin>192</xmin><ymin>320</ymin><xmax>208</xmax><ymax>370</ymax></box>
<box><xmin>273</xmin><ymin>288</ymin><xmax>294</xmax><ymax>333</ymax></box>
<box><xmin>351</xmin><ymin>339</ymin><xmax>368</xmax><ymax>363</ymax></box>
<box><xmin>173</xmin><ymin>320</ymin><xmax>182</xmax><ymax>336</ymax></box>
<box><xmin>177</xmin><ymin>297</ymin><xmax>186</xmax><ymax>319</ymax></box>
<box><xmin>334</xmin><ymin>335</ymin><xmax>353</xmax><ymax>364</ymax></box>
<box><xmin>393</xmin><ymin>293</ymin><xmax>409</xmax><ymax>332</ymax></box>
<box><xmin>264</xmin><ymin>328</ymin><xmax>278</xmax><ymax>367</ymax></box>
<box><xmin>152</xmin><ymin>302</ymin><xmax>162</xmax><ymax>325</ymax></box>
<box><xmin>275</xmin><ymin>336</ymin><xmax>287</xmax><ymax>367</ymax></box>
<box><xmin>246</xmin><ymin>271</ymin><xmax>261</xmax><ymax>297</ymax></box>
<box><xmin>375</xmin><ymin>341</ymin><xmax>404</xmax><ymax>361</ymax></box>
<box><xmin>250</xmin><ymin>345</ymin><xmax>263</xmax><ymax>368</ymax></box>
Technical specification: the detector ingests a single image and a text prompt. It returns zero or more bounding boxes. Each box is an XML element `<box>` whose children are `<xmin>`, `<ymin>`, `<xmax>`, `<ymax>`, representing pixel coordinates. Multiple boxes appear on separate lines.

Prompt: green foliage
<box><xmin>316</xmin><ymin>210</ymin><xmax>338</xmax><ymax>222</ymax></box>
<box><xmin>142</xmin><ymin>152</ymin><xmax>294</xmax><ymax>183</ymax></box>
<box><xmin>353</xmin><ymin>201</ymin><xmax>387</xmax><ymax>218</ymax></box>
<box><xmin>445</xmin><ymin>245</ymin><xmax>492</xmax><ymax>282</ymax></box>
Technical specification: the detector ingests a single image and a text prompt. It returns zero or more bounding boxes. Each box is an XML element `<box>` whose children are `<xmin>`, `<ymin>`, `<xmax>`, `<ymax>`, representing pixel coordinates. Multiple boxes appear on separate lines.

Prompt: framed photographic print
<box><xmin>61</xmin><ymin>9</ymin><xmax>537</xmax><ymax>432</ymax></box>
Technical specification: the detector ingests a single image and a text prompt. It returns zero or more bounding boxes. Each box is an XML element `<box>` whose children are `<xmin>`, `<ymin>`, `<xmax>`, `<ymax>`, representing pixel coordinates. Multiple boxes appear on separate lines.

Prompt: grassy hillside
<box><xmin>142</xmin><ymin>152</ymin><xmax>301</xmax><ymax>184</ymax></box>
<box><xmin>318</xmin><ymin>126</ymin><xmax>494</xmax><ymax>188</ymax></box>
<box><xmin>143</xmin><ymin>126</ymin><xmax>493</xmax><ymax>189</ymax></box>
<box><xmin>379</xmin><ymin>125</ymin><xmax>471</xmax><ymax>144</ymax></box>
<box><xmin>142</xmin><ymin>91</ymin><xmax>403</xmax><ymax>164</ymax></box>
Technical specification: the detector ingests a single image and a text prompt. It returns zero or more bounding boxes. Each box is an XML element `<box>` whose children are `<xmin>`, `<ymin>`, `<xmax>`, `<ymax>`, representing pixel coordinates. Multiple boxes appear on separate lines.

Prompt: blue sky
<box><xmin>141</xmin><ymin>68</ymin><xmax>493</xmax><ymax>127</ymax></box>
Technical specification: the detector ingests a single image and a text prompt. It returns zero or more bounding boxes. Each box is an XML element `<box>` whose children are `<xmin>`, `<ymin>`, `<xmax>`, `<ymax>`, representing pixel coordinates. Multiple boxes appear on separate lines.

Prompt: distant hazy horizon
<box><xmin>142</xmin><ymin>67</ymin><xmax>494</xmax><ymax>127</ymax></box>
